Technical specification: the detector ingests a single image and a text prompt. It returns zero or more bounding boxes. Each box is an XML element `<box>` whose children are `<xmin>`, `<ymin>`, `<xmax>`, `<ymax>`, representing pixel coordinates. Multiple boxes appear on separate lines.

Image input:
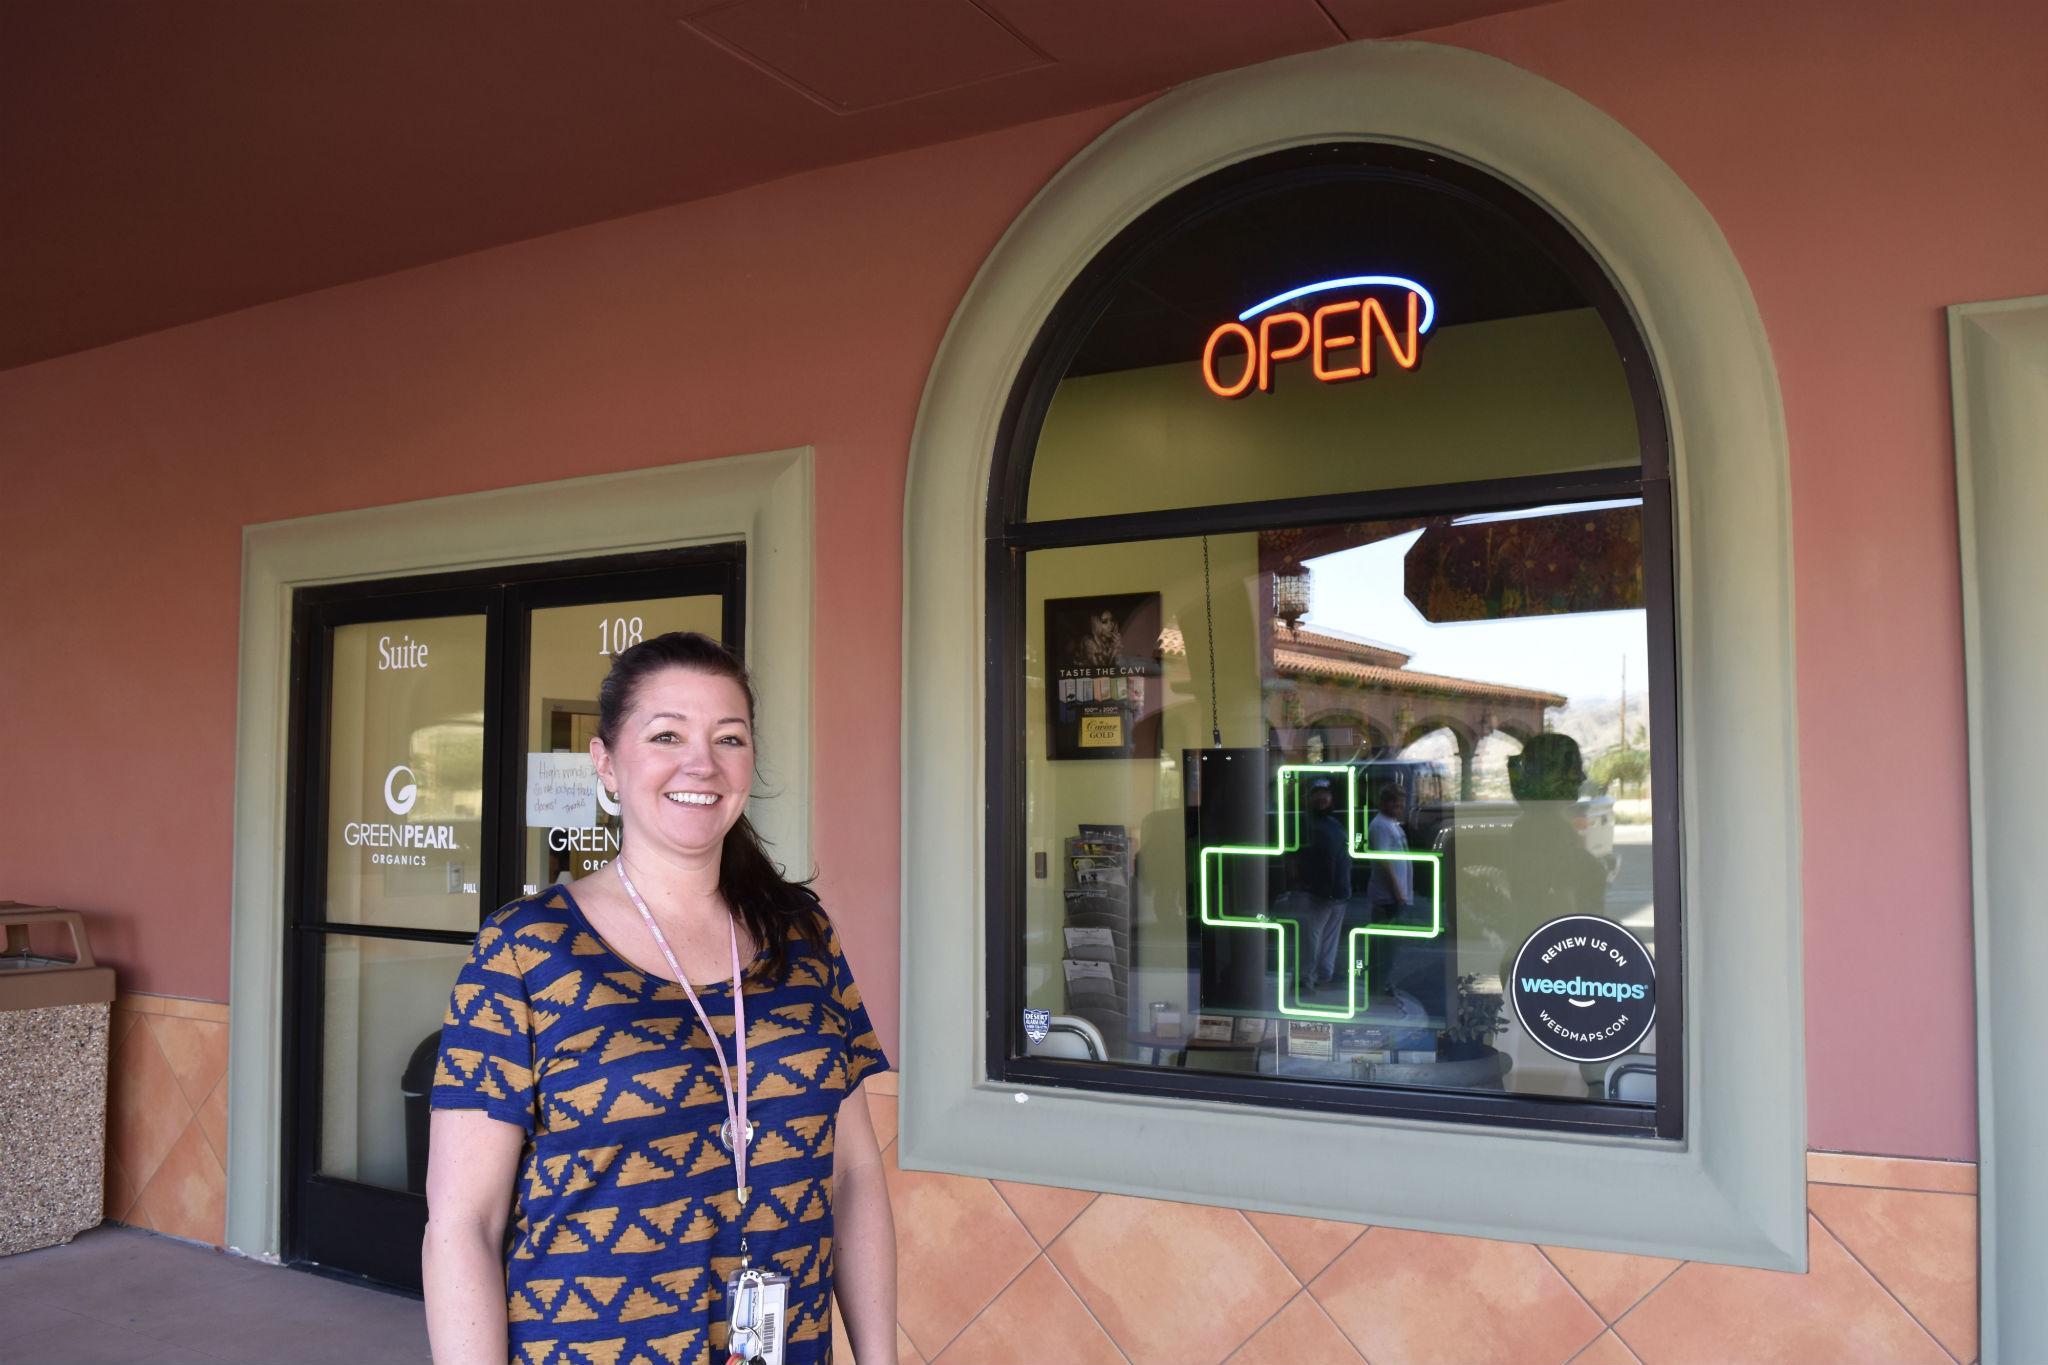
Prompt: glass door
<box><xmin>284</xmin><ymin>549</ymin><xmax>741</xmax><ymax>1290</ymax></box>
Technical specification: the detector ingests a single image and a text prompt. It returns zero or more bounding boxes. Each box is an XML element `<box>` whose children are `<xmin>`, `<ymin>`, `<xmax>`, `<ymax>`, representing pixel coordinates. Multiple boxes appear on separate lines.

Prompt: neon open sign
<box><xmin>1201</xmin><ymin>275</ymin><xmax>1436</xmax><ymax>398</ymax></box>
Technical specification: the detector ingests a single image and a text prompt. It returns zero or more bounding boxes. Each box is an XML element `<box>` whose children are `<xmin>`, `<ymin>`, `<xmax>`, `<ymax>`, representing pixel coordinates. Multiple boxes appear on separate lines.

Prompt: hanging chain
<box><xmin>1202</xmin><ymin>535</ymin><xmax>1222</xmax><ymax>747</ymax></box>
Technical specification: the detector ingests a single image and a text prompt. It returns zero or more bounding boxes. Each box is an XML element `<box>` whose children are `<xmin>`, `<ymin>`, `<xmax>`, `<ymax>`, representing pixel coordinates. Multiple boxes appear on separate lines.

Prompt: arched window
<box><xmin>903</xmin><ymin>42</ymin><xmax>1803</xmax><ymax>1265</ymax></box>
<box><xmin>986</xmin><ymin>143</ymin><xmax>1679</xmax><ymax>1135</ymax></box>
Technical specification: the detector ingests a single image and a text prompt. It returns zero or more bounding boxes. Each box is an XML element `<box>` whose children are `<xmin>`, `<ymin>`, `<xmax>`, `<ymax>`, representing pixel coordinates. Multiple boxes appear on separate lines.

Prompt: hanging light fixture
<box><xmin>1273</xmin><ymin>560</ymin><xmax>1311</xmax><ymax>636</ymax></box>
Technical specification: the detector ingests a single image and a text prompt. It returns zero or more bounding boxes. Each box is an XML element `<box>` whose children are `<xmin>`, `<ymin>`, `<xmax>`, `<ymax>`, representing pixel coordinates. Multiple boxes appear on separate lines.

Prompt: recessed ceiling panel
<box><xmin>1319</xmin><ymin>0</ymin><xmax>1554</xmax><ymax>40</ymax></box>
<box><xmin>981</xmin><ymin>0</ymin><xmax>1344</xmax><ymax>75</ymax></box>
<box><xmin>686</xmin><ymin>0</ymin><xmax>1051</xmax><ymax>112</ymax></box>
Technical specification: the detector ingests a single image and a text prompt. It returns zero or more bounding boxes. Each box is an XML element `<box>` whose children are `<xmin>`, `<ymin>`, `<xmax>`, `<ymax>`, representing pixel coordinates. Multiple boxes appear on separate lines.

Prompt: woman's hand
<box><xmin>422</xmin><ymin>1107</ymin><xmax>527</xmax><ymax>1365</ymax></box>
<box><xmin>831</xmin><ymin>1082</ymin><xmax>898</xmax><ymax>1365</ymax></box>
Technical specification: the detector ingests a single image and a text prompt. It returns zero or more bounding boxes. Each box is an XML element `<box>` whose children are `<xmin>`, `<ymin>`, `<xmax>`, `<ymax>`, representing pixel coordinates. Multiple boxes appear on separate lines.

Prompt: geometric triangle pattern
<box><xmin>433</xmin><ymin>888</ymin><xmax>889</xmax><ymax>1365</ymax></box>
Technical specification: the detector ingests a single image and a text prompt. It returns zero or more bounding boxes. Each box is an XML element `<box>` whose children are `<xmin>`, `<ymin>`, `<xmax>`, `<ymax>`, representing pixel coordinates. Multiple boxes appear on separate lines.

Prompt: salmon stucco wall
<box><xmin>1452</xmin><ymin>0</ymin><xmax>2047</xmax><ymax>1169</ymax></box>
<box><xmin>0</xmin><ymin>98</ymin><xmax>1135</xmax><ymax>1060</ymax></box>
<box><xmin>6</xmin><ymin>0</ymin><xmax>2047</xmax><ymax>1178</ymax></box>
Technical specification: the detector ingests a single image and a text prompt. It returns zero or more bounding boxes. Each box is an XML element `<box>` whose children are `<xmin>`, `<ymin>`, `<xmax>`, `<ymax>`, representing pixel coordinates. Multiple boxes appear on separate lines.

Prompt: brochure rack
<box><xmin>1060</xmin><ymin>825</ymin><xmax>1131</xmax><ymax>1056</ymax></box>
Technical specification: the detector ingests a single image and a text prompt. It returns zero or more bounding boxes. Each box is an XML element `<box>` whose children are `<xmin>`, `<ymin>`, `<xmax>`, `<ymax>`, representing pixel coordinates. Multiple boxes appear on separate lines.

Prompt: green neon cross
<box><xmin>1197</xmin><ymin>762</ymin><xmax>1443</xmax><ymax>1021</ymax></box>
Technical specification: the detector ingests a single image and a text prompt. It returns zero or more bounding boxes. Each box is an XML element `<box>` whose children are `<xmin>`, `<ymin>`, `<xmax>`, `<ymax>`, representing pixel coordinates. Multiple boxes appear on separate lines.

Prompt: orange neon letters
<box><xmin>1202</xmin><ymin>289</ymin><xmax>1422</xmax><ymax>397</ymax></box>
<box><xmin>1311</xmin><ymin>300</ymin><xmax>1362</xmax><ymax>382</ymax></box>
<box><xmin>1201</xmin><ymin>321</ymin><xmax>1257</xmax><ymax>398</ymax></box>
<box><xmin>1256</xmin><ymin>311</ymin><xmax>1311</xmax><ymax>392</ymax></box>
<box><xmin>1361</xmin><ymin>291</ymin><xmax>1421</xmax><ymax>372</ymax></box>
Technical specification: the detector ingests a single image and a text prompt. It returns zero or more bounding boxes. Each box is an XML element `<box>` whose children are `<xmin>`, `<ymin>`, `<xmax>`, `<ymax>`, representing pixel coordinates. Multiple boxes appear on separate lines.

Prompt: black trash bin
<box><xmin>401</xmin><ymin>1031</ymin><xmax>442</xmax><ymax>1195</ymax></box>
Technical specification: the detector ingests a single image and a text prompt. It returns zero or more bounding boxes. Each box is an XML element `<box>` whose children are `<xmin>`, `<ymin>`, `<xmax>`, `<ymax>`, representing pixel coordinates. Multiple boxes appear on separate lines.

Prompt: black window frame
<box><xmin>983</xmin><ymin>142</ymin><xmax>1684</xmax><ymax>1141</ymax></box>
<box><xmin>280</xmin><ymin>543</ymin><xmax>743</xmax><ymax>1289</ymax></box>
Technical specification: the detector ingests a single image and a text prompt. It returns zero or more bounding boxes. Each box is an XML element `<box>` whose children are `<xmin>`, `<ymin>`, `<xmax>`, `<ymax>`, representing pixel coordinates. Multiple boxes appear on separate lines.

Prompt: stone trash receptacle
<box><xmin>0</xmin><ymin>904</ymin><xmax>116</xmax><ymax>1255</ymax></box>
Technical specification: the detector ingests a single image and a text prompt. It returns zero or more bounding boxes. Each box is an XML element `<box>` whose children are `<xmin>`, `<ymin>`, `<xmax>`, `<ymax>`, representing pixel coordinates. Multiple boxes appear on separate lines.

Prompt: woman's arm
<box><xmin>832</xmin><ymin>1083</ymin><xmax>898</xmax><ymax>1365</ymax></box>
<box><xmin>422</xmin><ymin>1107</ymin><xmax>527</xmax><ymax>1365</ymax></box>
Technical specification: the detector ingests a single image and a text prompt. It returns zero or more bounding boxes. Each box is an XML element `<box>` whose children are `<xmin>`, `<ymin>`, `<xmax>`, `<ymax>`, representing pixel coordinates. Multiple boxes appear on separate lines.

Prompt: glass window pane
<box><xmin>1025</xmin><ymin>156</ymin><xmax>1641</xmax><ymax>521</ymax></box>
<box><xmin>317</xmin><ymin>934</ymin><xmax>472</xmax><ymax>1191</ymax></box>
<box><xmin>519</xmin><ymin>595</ymin><xmax>724</xmax><ymax>895</ymax></box>
<box><xmin>1020</xmin><ymin>506</ymin><xmax>1659</xmax><ymax>1105</ymax></box>
<box><xmin>324</xmin><ymin>615</ymin><xmax>486</xmax><ymax>932</ymax></box>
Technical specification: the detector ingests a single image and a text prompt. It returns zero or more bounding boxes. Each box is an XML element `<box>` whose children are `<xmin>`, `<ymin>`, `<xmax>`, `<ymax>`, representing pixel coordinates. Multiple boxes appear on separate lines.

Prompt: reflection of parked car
<box><xmin>1446</xmin><ymin>794</ymin><xmax>1617</xmax><ymax>882</ymax></box>
<box><xmin>1335</xmin><ymin>758</ymin><xmax>1616</xmax><ymax>881</ymax></box>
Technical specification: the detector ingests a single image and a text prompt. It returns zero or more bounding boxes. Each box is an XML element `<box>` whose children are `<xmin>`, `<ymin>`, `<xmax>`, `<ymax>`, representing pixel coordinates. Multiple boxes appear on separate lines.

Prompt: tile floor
<box><xmin>0</xmin><ymin>1225</ymin><xmax>429</xmax><ymax>1364</ymax></box>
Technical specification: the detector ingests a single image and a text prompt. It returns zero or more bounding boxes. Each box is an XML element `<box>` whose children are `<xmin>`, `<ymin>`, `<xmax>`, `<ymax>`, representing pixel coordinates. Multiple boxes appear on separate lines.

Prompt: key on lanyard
<box><xmin>725</xmin><ymin>1264</ymin><xmax>789</xmax><ymax>1365</ymax></box>
<box><xmin>727</xmin><ymin>1268</ymin><xmax>766</xmax><ymax>1365</ymax></box>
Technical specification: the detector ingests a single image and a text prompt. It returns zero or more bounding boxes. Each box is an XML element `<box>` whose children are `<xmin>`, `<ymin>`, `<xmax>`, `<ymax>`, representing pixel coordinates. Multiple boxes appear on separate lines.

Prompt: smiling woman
<box><xmin>421</xmin><ymin>632</ymin><xmax>898</xmax><ymax>1365</ymax></box>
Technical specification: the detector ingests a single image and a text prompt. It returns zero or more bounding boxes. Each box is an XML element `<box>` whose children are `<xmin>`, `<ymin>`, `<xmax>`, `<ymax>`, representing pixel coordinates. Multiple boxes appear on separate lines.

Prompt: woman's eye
<box><xmin>717</xmin><ymin>733</ymin><xmax>748</xmax><ymax>747</ymax></box>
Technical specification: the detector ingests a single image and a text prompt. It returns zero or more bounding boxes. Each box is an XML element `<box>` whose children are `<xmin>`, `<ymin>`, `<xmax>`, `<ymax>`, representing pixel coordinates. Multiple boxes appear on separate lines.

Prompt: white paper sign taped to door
<box><xmin>527</xmin><ymin>752</ymin><xmax>599</xmax><ymax>828</ymax></box>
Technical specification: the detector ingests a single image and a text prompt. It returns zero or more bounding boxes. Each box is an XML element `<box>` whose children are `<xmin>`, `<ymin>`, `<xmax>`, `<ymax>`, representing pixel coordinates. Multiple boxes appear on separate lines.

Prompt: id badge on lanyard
<box><xmin>724</xmin><ymin>1264</ymin><xmax>792</xmax><ymax>1365</ymax></box>
<box><xmin>614</xmin><ymin>861</ymin><xmax>786</xmax><ymax>1365</ymax></box>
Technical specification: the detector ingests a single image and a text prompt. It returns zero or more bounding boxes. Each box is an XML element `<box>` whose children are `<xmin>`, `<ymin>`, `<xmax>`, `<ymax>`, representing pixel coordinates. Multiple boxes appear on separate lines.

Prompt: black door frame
<box><xmin>281</xmin><ymin>544</ymin><xmax>745</xmax><ymax>1291</ymax></box>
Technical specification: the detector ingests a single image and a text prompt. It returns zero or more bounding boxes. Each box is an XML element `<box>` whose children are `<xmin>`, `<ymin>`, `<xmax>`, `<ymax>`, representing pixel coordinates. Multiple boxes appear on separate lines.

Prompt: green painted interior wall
<box><xmin>1028</xmin><ymin>308</ymin><xmax>1637</xmax><ymax>519</ymax></box>
<box><xmin>1018</xmin><ymin>306</ymin><xmax>1639</xmax><ymax>1015</ymax></box>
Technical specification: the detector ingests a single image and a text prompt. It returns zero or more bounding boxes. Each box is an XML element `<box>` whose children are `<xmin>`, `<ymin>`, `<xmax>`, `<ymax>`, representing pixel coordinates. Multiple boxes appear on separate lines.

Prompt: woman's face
<box><xmin>591</xmin><ymin>666</ymin><xmax>754</xmax><ymax>867</ymax></box>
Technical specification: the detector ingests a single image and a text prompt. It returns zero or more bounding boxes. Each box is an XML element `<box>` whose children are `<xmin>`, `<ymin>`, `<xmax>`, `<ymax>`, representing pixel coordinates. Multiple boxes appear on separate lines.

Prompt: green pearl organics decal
<box><xmin>1198</xmin><ymin>763</ymin><xmax>1444</xmax><ymax>1020</ymax></box>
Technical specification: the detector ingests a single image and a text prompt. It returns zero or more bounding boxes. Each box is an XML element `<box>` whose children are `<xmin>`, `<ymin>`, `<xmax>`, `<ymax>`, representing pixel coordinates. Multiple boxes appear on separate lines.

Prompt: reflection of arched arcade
<box><xmin>1401</xmin><ymin>717</ymin><xmax>1476</xmax><ymax>800</ymax></box>
<box><xmin>1471</xmin><ymin>727</ymin><xmax>1529</xmax><ymax>798</ymax></box>
<box><xmin>1266</xmin><ymin>624</ymin><xmax>1564</xmax><ymax>799</ymax></box>
<box><xmin>1303</xmin><ymin>709</ymin><xmax>1390</xmax><ymax>755</ymax></box>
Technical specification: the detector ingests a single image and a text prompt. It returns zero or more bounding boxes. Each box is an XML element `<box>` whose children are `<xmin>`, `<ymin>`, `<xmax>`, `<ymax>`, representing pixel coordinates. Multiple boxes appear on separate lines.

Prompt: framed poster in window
<box><xmin>1044</xmin><ymin>592</ymin><xmax>1162</xmax><ymax>760</ymax></box>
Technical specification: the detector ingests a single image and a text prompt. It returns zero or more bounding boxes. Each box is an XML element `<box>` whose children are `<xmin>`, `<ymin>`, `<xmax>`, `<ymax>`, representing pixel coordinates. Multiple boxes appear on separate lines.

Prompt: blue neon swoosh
<box><xmin>1237</xmin><ymin>276</ymin><xmax>1436</xmax><ymax>333</ymax></box>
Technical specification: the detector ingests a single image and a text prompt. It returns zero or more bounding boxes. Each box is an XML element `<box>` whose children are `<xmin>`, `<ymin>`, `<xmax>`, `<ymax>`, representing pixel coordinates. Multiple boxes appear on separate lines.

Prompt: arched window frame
<box><xmin>901</xmin><ymin>43</ymin><xmax>1804</xmax><ymax>1268</ymax></box>
<box><xmin>982</xmin><ymin>139</ymin><xmax>1684</xmax><ymax>1140</ymax></box>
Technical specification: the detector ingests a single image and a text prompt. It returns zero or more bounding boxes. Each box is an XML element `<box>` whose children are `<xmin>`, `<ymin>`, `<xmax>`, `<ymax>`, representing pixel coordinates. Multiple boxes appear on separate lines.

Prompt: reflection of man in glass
<box><xmin>1294</xmin><ymin>778</ymin><xmax>1351</xmax><ymax>990</ymax></box>
<box><xmin>1377</xmin><ymin>781</ymin><xmax>1447</xmax><ymax>1023</ymax></box>
<box><xmin>1366</xmin><ymin>783</ymin><xmax>1414</xmax><ymax>917</ymax></box>
<box><xmin>1507</xmin><ymin>733</ymin><xmax>1607</xmax><ymax>919</ymax></box>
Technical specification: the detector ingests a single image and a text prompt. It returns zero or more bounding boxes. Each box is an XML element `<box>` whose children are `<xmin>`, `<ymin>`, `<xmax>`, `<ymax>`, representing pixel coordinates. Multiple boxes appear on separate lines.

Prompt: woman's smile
<box><xmin>591</xmin><ymin>664</ymin><xmax>757</xmax><ymax>863</ymax></box>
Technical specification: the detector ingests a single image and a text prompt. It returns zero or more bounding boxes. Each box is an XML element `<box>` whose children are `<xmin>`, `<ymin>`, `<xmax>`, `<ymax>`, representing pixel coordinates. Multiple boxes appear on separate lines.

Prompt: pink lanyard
<box><xmin>613</xmin><ymin>859</ymin><xmax>752</xmax><ymax>1242</ymax></box>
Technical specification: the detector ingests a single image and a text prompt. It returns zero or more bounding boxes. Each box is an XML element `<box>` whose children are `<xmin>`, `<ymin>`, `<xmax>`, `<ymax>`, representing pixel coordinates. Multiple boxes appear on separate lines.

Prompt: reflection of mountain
<box><xmin>1547</xmin><ymin>692</ymin><xmax>1652</xmax><ymax>760</ymax></box>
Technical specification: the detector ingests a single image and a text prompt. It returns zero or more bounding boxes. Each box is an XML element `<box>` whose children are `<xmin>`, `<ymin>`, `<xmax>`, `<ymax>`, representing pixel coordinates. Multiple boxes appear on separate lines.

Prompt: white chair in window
<box><xmin>1024</xmin><ymin>1014</ymin><xmax>1109</xmax><ymax>1062</ymax></box>
<box><xmin>1599</xmin><ymin>1055</ymin><xmax>1656</xmax><ymax>1102</ymax></box>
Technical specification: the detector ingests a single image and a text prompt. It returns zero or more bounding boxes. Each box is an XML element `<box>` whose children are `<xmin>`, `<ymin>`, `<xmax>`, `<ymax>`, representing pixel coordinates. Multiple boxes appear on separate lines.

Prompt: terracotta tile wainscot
<box><xmin>841</xmin><ymin>1076</ymin><xmax>1980</xmax><ymax>1365</ymax></box>
<box><xmin>104</xmin><ymin>992</ymin><xmax>230</xmax><ymax>1247</ymax></box>
<box><xmin>103</xmin><ymin>1038</ymin><xmax>1978</xmax><ymax>1364</ymax></box>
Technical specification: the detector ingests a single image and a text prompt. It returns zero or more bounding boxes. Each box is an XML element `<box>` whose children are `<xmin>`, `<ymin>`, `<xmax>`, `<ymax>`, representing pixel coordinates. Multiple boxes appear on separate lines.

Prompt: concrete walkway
<box><xmin>0</xmin><ymin>1225</ymin><xmax>430</xmax><ymax>1364</ymax></box>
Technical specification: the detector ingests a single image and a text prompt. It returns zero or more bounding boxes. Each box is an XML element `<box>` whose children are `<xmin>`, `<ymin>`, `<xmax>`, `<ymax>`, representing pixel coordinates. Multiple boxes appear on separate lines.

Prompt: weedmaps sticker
<box><xmin>1509</xmin><ymin>916</ymin><xmax>1656</xmax><ymax>1063</ymax></box>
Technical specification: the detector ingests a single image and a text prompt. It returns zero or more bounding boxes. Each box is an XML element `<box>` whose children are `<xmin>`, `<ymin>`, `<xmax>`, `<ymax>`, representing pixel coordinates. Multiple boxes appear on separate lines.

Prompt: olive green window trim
<box><xmin>1950</xmin><ymin>293</ymin><xmax>2048</xmax><ymax>1361</ymax></box>
<box><xmin>900</xmin><ymin>42</ymin><xmax>1805</xmax><ymax>1269</ymax></box>
<box><xmin>226</xmin><ymin>449</ymin><xmax>813</xmax><ymax>1257</ymax></box>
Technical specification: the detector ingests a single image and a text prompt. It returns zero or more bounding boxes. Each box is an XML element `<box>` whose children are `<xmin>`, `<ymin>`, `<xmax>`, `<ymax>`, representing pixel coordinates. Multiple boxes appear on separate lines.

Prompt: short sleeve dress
<box><xmin>431</xmin><ymin>885</ymin><xmax>889</xmax><ymax>1365</ymax></box>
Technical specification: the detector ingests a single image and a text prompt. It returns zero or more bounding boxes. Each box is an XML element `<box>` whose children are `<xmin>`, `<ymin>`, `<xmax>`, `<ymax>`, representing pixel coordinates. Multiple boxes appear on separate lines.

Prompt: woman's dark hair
<box><xmin>596</xmin><ymin>631</ymin><xmax>826</xmax><ymax>979</ymax></box>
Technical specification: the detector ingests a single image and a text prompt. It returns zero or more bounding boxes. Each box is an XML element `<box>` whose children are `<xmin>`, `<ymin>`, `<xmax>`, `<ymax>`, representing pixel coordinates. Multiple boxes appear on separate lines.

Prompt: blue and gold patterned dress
<box><xmin>432</xmin><ymin>886</ymin><xmax>888</xmax><ymax>1365</ymax></box>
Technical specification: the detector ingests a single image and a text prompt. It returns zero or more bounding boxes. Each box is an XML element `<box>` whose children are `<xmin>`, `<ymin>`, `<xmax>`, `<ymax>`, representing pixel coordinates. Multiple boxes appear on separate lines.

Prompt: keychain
<box><xmin>725</xmin><ymin>1261</ymin><xmax>791</xmax><ymax>1365</ymax></box>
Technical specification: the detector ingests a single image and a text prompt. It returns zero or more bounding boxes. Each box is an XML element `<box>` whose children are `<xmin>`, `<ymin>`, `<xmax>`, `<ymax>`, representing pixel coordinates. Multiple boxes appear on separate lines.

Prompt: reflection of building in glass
<box><xmin>1162</xmin><ymin>622</ymin><xmax>1564</xmax><ymax>798</ymax></box>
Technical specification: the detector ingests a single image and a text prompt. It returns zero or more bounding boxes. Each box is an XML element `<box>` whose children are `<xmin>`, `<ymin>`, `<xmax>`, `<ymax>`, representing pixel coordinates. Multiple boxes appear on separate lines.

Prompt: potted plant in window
<box><xmin>1365</xmin><ymin>974</ymin><xmax>1512</xmax><ymax>1089</ymax></box>
<box><xmin>1439</xmin><ymin>974</ymin><xmax>1507</xmax><ymax>1063</ymax></box>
